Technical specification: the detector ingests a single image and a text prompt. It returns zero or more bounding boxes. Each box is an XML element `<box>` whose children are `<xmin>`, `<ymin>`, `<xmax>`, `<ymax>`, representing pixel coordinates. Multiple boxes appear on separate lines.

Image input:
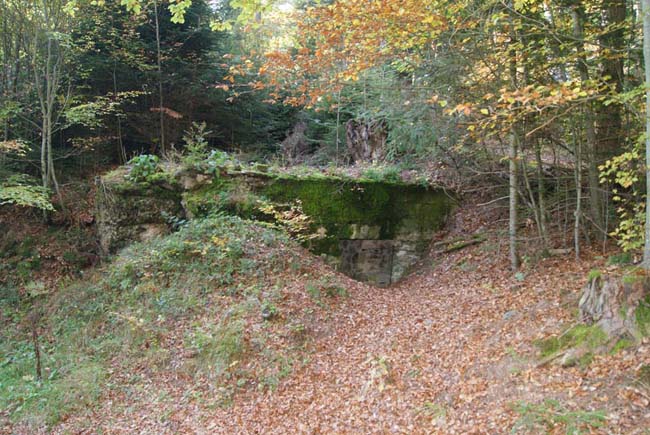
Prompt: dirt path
<box><xmin>48</xmin><ymin>236</ymin><xmax>650</xmax><ymax>434</ymax></box>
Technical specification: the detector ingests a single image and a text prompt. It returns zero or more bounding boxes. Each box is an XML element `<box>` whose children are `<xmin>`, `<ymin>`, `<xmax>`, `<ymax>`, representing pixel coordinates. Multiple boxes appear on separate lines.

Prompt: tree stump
<box><xmin>281</xmin><ymin>121</ymin><xmax>312</xmax><ymax>164</ymax></box>
<box><xmin>346</xmin><ymin>119</ymin><xmax>387</xmax><ymax>163</ymax></box>
<box><xmin>579</xmin><ymin>272</ymin><xmax>649</xmax><ymax>339</ymax></box>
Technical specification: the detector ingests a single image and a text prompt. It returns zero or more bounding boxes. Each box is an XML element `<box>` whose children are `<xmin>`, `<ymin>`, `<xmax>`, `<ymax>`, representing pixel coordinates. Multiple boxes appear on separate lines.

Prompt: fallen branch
<box><xmin>548</xmin><ymin>248</ymin><xmax>572</xmax><ymax>256</ymax></box>
<box><xmin>433</xmin><ymin>234</ymin><xmax>487</xmax><ymax>254</ymax></box>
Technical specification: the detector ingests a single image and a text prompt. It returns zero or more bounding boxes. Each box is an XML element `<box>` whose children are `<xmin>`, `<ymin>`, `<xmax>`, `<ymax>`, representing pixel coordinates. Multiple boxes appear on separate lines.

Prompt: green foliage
<box><xmin>257</xmin><ymin>199</ymin><xmax>323</xmax><ymax>242</ymax></box>
<box><xmin>360</xmin><ymin>165</ymin><xmax>403</xmax><ymax>183</ymax></box>
<box><xmin>64</xmin><ymin>92</ymin><xmax>144</xmax><ymax>129</ymax></box>
<box><xmin>127</xmin><ymin>154</ymin><xmax>160</xmax><ymax>182</ymax></box>
<box><xmin>261</xmin><ymin>300</ymin><xmax>279</xmax><ymax>320</ymax></box>
<box><xmin>587</xmin><ymin>269</ymin><xmax>602</xmax><ymax>281</ymax></box>
<box><xmin>182</xmin><ymin>122</ymin><xmax>212</xmax><ymax>167</ymax></box>
<box><xmin>0</xmin><ymin>342</ymin><xmax>104</xmax><ymax>427</ymax></box>
<box><xmin>333</xmin><ymin>67</ymin><xmax>458</xmax><ymax>162</ymax></box>
<box><xmin>160</xmin><ymin>210</ymin><xmax>188</xmax><ymax>231</ymax></box>
<box><xmin>207</xmin><ymin>150</ymin><xmax>238</xmax><ymax>172</ymax></box>
<box><xmin>607</xmin><ymin>252</ymin><xmax>633</xmax><ymax>266</ymax></box>
<box><xmin>511</xmin><ymin>399</ymin><xmax>606</xmax><ymax>434</ymax></box>
<box><xmin>0</xmin><ymin>175</ymin><xmax>53</xmax><ymax>211</ymax></box>
<box><xmin>599</xmin><ymin>142</ymin><xmax>646</xmax><ymax>252</ymax></box>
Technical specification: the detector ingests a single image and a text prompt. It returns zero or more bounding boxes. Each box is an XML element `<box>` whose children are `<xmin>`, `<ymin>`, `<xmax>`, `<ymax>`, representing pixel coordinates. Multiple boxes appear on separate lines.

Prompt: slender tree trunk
<box><xmin>535</xmin><ymin>141</ymin><xmax>549</xmax><ymax>250</ymax></box>
<box><xmin>509</xmin><ymin>131</ymin><xmax>520</xmax><ymax>270</ymax></box>
<box><xmin>40</xmin><ymin>117</ymin><xmax>47</xmax><ymax>188</ymax></box>
<box><xmin>641</xmin><ymin>0</ymin><xmax>650</xmax><ymax>267</ymax></box>
<box><xmin>508</xmin><ymin>0</ymin><xmax>520</xmax><ymax>270</ymax></box>
<box><xmin>521</xmin><ymin>154</ymin><xmax>543</xmax><ymax>243</ymax></box>
<box><xmin>113</xmin><ymin>62</ymin><xmax>126</xmax><ymax>163</ymax></box>
<box><xmin>153</xmin><ymin>0</ymin><xmax>165</xmax><ymax>154</ymax></box>
<box><xmin>575</xmin><ymin>128</ymin><xmax>583</xmax><ymax>260</ymax></box>
<box><xmin>335</xmin><ymin>88</ymin><xmax>341</xmax><ymax>166</ymax></box>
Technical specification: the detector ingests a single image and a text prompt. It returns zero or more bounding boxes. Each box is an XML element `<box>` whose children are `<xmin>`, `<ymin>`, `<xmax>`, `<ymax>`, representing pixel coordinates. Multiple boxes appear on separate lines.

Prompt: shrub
<box><xmin>127</xmin><ymin>154</ymin><xmax>160</xmax><ymax>182</ymax></box>
<box><xmin>207</xmin><ymin>149</ymin><xmax>235</xmax><ymax>172</ymax></box>
<box><xmin>182</xmin><ymin>122</ymin><xmax>211</xmax><ymax>166</ymax></box>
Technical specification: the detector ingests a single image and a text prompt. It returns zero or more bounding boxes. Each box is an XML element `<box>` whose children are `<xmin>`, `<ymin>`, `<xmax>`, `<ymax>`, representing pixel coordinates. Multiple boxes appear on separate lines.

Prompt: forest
<box><xmin>2</xmin><ymin>0</ymin><xmax>650</xmax><ymax>433</ymax></box>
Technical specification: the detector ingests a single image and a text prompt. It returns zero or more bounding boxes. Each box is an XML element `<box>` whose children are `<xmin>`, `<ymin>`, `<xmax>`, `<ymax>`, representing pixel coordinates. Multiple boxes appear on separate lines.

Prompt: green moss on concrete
<box><xmin>100</xmin><ymin>167</ymin><xmax>180</xmax><ymax>196</ymax></box>
<box><xmin>257</xmin><ymin>178</ymin><xmax>452</xmax><ymax>256</ymax></box>
<box><xmin>98</xmin><ymin>167</ymin><xmax>453</xmax><ymax>261</ymax></box>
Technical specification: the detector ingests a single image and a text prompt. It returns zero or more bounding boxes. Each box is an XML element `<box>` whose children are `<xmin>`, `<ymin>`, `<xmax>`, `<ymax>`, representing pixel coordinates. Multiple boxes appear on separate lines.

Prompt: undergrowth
<box><xmin>511</xmin><ymin>399</ymin><xmax>606</xmax><ymax>434</ymax></box>
<box><xmin>0</xmin><ymin>214</ymin><xmax>313</xmax><ymax>427</ymax></box>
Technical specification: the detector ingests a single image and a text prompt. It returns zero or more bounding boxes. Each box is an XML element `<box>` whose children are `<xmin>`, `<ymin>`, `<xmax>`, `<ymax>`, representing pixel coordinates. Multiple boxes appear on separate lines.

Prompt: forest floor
<box><xmin>3</xmin><ymin>195</ymin><xmax>650</xmax><ymax>434</ymax></box>
<box><xmin>29</xmin><ymin>199</ymin><xmax>647</xmax><ymax>435</ymax></box>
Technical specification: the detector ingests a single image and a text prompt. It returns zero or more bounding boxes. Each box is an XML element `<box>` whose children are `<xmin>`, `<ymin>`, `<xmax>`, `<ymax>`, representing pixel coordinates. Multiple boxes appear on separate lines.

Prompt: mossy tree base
<box><xmin>537</xmin><ymin>270</ymin><xmax>650</xmax><ymax>368</ymax></box>
<box><xmin>580</xmin><ymin>271</ymin><xmax>650</xmax><ymax>340</ymax></box>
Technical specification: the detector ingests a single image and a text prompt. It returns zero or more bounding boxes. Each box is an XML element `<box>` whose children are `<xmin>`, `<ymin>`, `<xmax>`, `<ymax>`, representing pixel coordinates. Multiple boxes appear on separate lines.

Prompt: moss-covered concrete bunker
<box><xmin>96</xmin><ymin>168</ymin><xmax>454</xmax><ymax>286</ymax></box>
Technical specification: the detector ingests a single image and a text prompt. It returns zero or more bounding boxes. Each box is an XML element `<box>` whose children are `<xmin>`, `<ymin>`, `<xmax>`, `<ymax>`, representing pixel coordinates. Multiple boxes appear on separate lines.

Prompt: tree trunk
<box><xmin>591</xmin><ymin>0</ymin><xmax>626</xmax><ymax>231</ymax></box>
<box><xmin>574</xmin><ymin>128</ymin><xmax>583</xmax><ymax>260</ymax></box>
<box><xmin>113</xmin><ymin>61</ymin><xmax>126</xmax><ymax>163</ymax></box>
<box><xmin>345</xmin><ymin>119</ymin><xmax>387</xmax><ymax>163</ymax></box>
<box><xmin>153</xmin><ymin>0</ymin><xmax>165</xmax><ymax>154</ymax></box>
<box><xmin>508</xmin><ymin>0</ymin><xmax>520</xmax><ymax>271</ymax></box>
<box><xmin>507</xmin><ymin>163</ymin><xmax>518</xmax><ymax>273</ymax></box>
<box><xmin>641</xmin><ymin>0</ymin><xmax>650</xmax><ymax>268</ymax></box>
<box><xmin>572</xmin><ymin>5</ymin><xmax>604</xmax><ymax>234</ymax></box>
<box><xmin>597</xmin><ymin>0</ymin><xmax>626</xmax><ymax>158</ymax></box>
<box><xmin>535</xmin><ymin>141</ymin><xmax>549</xmax><ymax>250</ymax></box>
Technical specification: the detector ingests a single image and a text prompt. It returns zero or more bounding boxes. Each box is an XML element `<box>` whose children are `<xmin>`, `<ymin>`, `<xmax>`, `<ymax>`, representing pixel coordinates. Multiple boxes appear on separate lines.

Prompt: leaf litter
<box><xmin>9</xmin><ymin>198</ymin><xmax>650</xmax><ymax>435</ymax></box>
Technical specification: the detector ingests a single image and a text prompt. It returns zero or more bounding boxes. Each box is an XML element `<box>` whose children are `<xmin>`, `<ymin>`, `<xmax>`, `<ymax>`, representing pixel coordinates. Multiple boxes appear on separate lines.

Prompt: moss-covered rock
<box><xmin>95</xmin><ymin>169</ymin><xmax>184</xmax><ymax>254</ymax></box>
<box><xmin>256</xmin><ymin>176</ymin><xmax>451</xmax><ymax>255</ymax></box>
<box><xmin>96</xmin><ymin>166</ymin><xmax>454</xmax><ymax>284</ymax></box>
